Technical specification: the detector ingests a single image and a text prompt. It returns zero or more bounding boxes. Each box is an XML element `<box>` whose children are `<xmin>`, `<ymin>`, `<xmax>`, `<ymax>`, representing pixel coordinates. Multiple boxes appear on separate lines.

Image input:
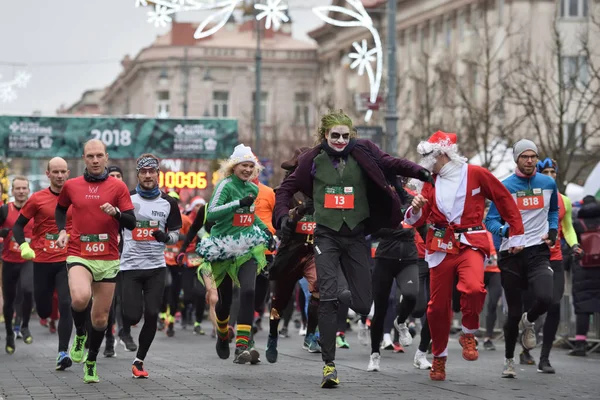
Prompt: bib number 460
<box><xmin>86</xmin><ymin>243</ymin><xmax>105</xmax><ymax>253</ymax></box>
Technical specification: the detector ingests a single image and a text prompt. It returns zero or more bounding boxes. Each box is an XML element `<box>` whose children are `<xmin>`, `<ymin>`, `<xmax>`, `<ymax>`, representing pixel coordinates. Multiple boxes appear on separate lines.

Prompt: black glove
<box><xmin>571</xmin><ymin>244</ymin><xmax>584</xmax><ymax>260</ymax></box>
<box><xmin>239</xmin><ymin>195</ymin><xmax>255</xmax><ymax>208</ymax></box>
<box><xmin>279</xmin><ymin>215</ymin><xmax>295</xmax><ymax>242</ymax></box>
<box><xmin>297</xmin><ymin>199</ymin><xmax>314</xmax><ymax>216</ymax></box>
<box><xmin>152</xmin><ymin>230</ymin><xmax>169</xmax><ymax>243</ymax></box>
<box><xmin>547</xmin><ymin>229</ymin><xmax>558</xmax><ymax>247</ymax></box>
<box><xmin>176</xmin><ymin>252</ymin><xmax>186</xmax><ymax>266</ymax></box>
<box><xmin>417</xmin><ymin>169</ymin><xmax>435</xmax><ymax>187</ymax></box>
<box><xmin>502</xmin><ymin>226</ymin><xmax>510</xmax><ymax>238</ymax></box>
<box><xmin>264</xmin><ymin>228</ymin><xmax>276</xmax><ymax>251</ymax></box>
<box><xmin>0</xmin><ymin>228</ymin><xmax>9</xmax><ymax>238</ymax></box>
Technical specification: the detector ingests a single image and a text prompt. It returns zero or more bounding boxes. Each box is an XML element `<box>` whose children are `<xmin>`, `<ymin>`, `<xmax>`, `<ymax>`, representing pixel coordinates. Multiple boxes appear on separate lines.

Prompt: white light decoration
<box><xmin>0</xmin><ymin>71</ymin><xmax>31</xmax><ymax>103</ymax></box>
<box><xmin>313</xmin><ymin>0</ymin><xmax>382</xmax><ymax>122</ymax></box>
<box><xmin>255</xmin><ymin>0</ymin><xmax>289</xmax><ymax>31</ymax></box>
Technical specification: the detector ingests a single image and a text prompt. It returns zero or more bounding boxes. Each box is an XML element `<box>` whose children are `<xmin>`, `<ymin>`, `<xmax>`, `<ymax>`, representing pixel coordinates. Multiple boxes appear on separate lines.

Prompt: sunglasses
<box><xmin>330</xmin><ymin>132</ymin><xmax>350</xmax><ymax>140</ymax></box>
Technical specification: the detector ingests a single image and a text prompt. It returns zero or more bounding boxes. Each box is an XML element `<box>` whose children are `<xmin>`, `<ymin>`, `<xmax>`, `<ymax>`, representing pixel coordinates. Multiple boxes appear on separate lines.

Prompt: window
<box><xmin>212</xmin><ymin>91</ymin><xmax>229</xmax><ymax>117</ymax></box>
<box><xmin>562</xmin><ymin>123</ymin><xmax>586</xmax><ymax>148</ymax></box>
<box><xmin>156</xmin><ymin>91</ymin><xmax>169</xmax><ymax>118</ymax></box>
<box><xmin>560</xmin><ymin>0</ymin><xmax>588</xmax><ymax>18</ymax></box>
<box><xmin>252</xmin><ymin>91</ymin><xmax>268</xmax><ymax>122</ymax></box>
<box><xmin>294</xmin><ymin>92</ymin><xmax>311</xmax><ymax>125</ymax></box>
<box><xmin>562</xmin><ymin>56</ymin><xmax>590</xmax><ymax>87</ymax></box>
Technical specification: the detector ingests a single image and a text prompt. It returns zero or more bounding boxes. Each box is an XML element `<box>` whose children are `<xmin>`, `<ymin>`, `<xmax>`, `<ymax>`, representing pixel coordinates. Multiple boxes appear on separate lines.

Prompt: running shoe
<box><xmin>70</xmin><ymin>333</ymin><xmax>87</xmax><ymax>363</ymax></box>
<box><xmin>49</xmin><ymin>320</ymin><xmax>57</xmax><ymax>334</ymax></box>
<box><xmin>367</xmin><ymin>353</ymin><xmax>381</xmax><ymax>372</ymax></box>
<box><xmin>104</xmin><ymin>336</ymin><xmax>116</xmax><ymax>358</ymax></box>
<box><xmin>233</xmin><ymin>346</ymin><xmax>252</xmax><ymax>364</ymax></box>
<box><xmin>519</xmin><ymin>312</ymin><xmax>537</xmax><ymax>350</ymax></box>
<box><xmin>519</xmin><ymin>350</ymin><xmax>536</xmax><ymax>365</ymax></box>
<box><xmin>537</xmin><ymin>358</ymin><xmax>555</xmax><ymax>374</ymax></box>
<box><xmin>483</xmin><ymin>339</ymin><xmax>496</xmax><ymax>351</ymax></box>
<box><xmin>568</xmin><ymin>342</ymin><xmax>587</xmax><ymax>357</ymax></box>
<box><xmin>40</xmin><ymin>318</ymin><xmax>48</xmax><ymax>327</ymax></box>
<box><xmin>279</xmin><ymin>326</ymin><xmax>290</xmax><ymax>338</ymax></box>
<box><xmin>56</xmin><ymin>351</ymin><xmax>73</xmax><ymax>371</ymax></box>
<box><xmin>249</xmin><ymin>341</ymin><xmax>260</xmax><ymax>365</ymax></box>
<box><xmin>304</xmin><ymin>333</ymin><xmax>322</xmax><ymax>353</ymax></box>
<box><xmin>380</xmin><ymin>336</ymin><xmax>394</xmax><ymax>350</ymax></box>
<box><xmin>394</xmin><ymin>321</ymin><xmax>413</xmax><ymax>347</ymax></box>
<box><xmin>357</xmin><ymin>321</ymin><xmax>369</xmax><ymax>346</ymax></box>
<box><xmin>193</xmin><ymin>322</ymin><xmax>205</xmax><ymax>335</ymax></box>
<box><xmin>83</xmin><ymin>360</ymin><xmax>99</xmax><ymax>383</ymax></box>
<box><xmin>429</xmin><ymin>356</ymin><xmax>446</xmax><ymax>381</ymax></box>
<box><xmin>132</xmin><ymin>361</ymin><xmax>149</xmax><ymax>378</ymax></box>
<box><xmin>216</xmin><ymin>336</ymin><xmax>231</xmax><ymax>360</ymax></box>
<box><xmin>502</xmin><ymin>358</ymin><xmax>516</xmax><ymax>378</ymax></box>
<box><xmin>459</xmin><ymin>333</ymin><xmax>478</xmax><ymax>361</ymax></box>
<box><xmin>392</xmin><ymin>342</ymin><xmax>405</xmax><ymax>353</ymax></box>
<box><xmin>336</xmin><ymin>333</ymin><xmax>350</xmax><ymax>349</ymax></box>
<box><xmin>157</xmin><ymin>317</ymin><xmax>166</xmax><ymax>332</ymax></box>
<box><xmin>166</xmin><ymin>322</ymin><xmax>175</xmax><ymax>337</ymax></box>
<box><xmin>266</xmin><ymin>335</ymin><xmax>278</xmax><ymax>363</ymax></box>
<box><xmin>298</xmin><ymin>325</ymin><xmax>306</xmax><ymax>336</ymax></box>
<box><xmin>21</xmin><ymin>327</ymin><xmax>33</xmax><ymax>344</ymax></box>
<box><xmin>5</xmin><ymin>334</ymin><xmax>16</xmax><ymax>355</ymax></box>
<box><xmin>14</xmin><ymin>326</ymin><xmax>22</xmax><ymax>339</ymax></box>
<box><xmin>120</xmin><ymin>334</ymin><xmax>138</xmax><ymax>352</ymax></box>
<box><xmin>413</xmin><ymin>349</ymin><xmax>432</xmax><ymax>370</ymax></box>
<box><xmin>321</xmin><ymin>363</ymin><xmax>340</xmax><ymax>388</ymax></box>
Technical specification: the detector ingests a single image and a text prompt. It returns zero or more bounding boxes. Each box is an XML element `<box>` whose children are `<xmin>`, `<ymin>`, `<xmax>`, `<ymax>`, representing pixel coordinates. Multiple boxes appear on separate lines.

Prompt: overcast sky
<box><xmin>0</xmin><ymin>0</ymin><xmax>324</xmax><ymax>116</ymax></box>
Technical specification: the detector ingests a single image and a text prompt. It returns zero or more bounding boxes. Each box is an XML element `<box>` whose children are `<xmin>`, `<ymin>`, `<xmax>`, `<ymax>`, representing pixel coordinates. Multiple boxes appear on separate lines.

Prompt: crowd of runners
<box><xmin>1</xmin><ymin>109</ymin><xmax>599</xmax><ymax>388</ymax></box>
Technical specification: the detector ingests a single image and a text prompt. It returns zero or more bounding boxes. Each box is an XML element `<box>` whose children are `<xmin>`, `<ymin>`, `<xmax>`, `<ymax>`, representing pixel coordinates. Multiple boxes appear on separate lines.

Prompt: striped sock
<box><xmin>236</xmin><ymin>324</ymin><xmax>252</xmax><ymax>349</ymax></box>
<box><xmin>216</xmin><ymin>316</ymin><xmax>230</xmax><ymax>340</ymax></box>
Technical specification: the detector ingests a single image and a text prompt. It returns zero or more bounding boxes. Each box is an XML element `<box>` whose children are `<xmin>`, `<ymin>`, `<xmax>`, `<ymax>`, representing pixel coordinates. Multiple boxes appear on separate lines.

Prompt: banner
<box><xmin>0</xmin><ymin>116</ymin><xmax>238</xmax><ymax>159</ymax></box>
<box><xmin>356</xmin><ymin>125</ymin><xmax>383</xmax><ymax>149</ymax></box>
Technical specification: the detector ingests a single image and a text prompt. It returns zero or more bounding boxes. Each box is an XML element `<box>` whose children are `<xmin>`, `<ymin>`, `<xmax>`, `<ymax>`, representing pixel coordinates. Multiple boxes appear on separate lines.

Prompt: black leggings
<box><xmin>576</xmin><ymin>313</ymin><xmax>591</xmax><ymax>337</ymax></box>
<box><xmin>121</xmin><ymin>268</ymin><xmax>166</xmax><ymax>360</ymax></box>
<box><xmin>33</xmin><ymin>262</ymin><xmax>72</xmax><ymax>352</ymax></box>
<box><xmin>499</xmin><ymin>245</ymin><xmax>553</xmax><ymax>359</ymax></box>
<box><xmin>2</xmin><ymin>261</ymin><xmax>34</xmax><ymax>335</ymax></box>
<box><xmin>370</xmin><ymin>258</ymin><xmax>419</xmax><ymax>354</ymax></box>
<box><xmin>182</xmin><ymin>267</ymin><xmax>206</xmax><ymax>323</ymax></box>
<box><xmin>540</xmin><ymin>260</ymin><xmax>565</xmax><ymax>359</ymax></box>
<box><xmin>413</xmin><ymin>260</ymin><xmax>431</xmax><ymax>352</ymax></box>
<box><xmin>216</xmin><ymin>259</ymin><xmax>257</xmax><ymax>329</ymax></box>
<box><xmin>484</xmin><ymin>272</ymin><xmax>502</xmax><ymax>338</ymax></box>
<box><xmin>168</xmin><ymin>265</ymin><xmax>185</xmax><ymax>318</ymax></box>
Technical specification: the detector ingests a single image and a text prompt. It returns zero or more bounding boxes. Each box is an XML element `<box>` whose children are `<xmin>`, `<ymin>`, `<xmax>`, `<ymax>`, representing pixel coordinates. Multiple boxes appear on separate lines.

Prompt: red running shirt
<box><xmin>20</xmin><ymin>188</ymin><xmax>73</xmax><ymax>263</ymax></box>
<box><xmin>58</xmin><ymin>176</ymin><xmax>133</xmax><ymax>261</ymax></box>
<box><xmin>1</xmin><ymin>203</ymin><xmax>34</xmax><ymax>263</ymax></box>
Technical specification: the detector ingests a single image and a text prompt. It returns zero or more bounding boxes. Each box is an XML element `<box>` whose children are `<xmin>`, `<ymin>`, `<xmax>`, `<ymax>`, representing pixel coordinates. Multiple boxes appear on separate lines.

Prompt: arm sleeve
<box><xmin>206</xmin><ymin>180</ymin><xmax>240</xmax><ymax>222</ymax></box>
<box><xmin>119</xmin><ymin>209</ymin><xmax>136</xmax><ymax>230</ymax></box>
<box><xmin>273</xmin><ymin>169</ymin><xmax>301</xmax><ymax>229</ymax></box>
<box><xmin>480</xmin><ymin>169</ymin><xmax>525</xmax><ymax>247</ymax></box>
<box><xmin>0</xmin><ymin>204</ymin><xmax>9</xmax><ymax>226</ymax></box>
<box><xmin>179</xmin><ymin>207</ymin><xmax>205</xmax><ymax>253</ymax></box>
<box><xmin>12</xmin><ymin>214</ymin><xmax>31</xmax><ymax>245</ymax></box>
<box><xmin>561</xmin><ymin>195</ymin><xmax>578</xmax><ymax>246</ymax></box>
<box><xmin>165</xmin><ymin>197</ymin><xmax>183</xmax><ymax>232</ymax></box>
<box><xmin>116</xmin><ymin>182</ymin><xmax>134</xmax><ymax>212</ymax></box>
<box><xmin>365</xmin><ymin>141</ymin><xmax>424</xmax><ymax>179</ymax></box>
<box><xmin>57</xmin><ymin>182</ymin><xmax>71</xmax><ymax>208</ymax></box>
<box><xmin>55</xmin><ymin>204</ymin><xmax>69</xmax><ymax>232</ymax></box>
<box><xmin>548</xmin><ymin>182</ymin><xmax>559</xmax><ymax>230</ymax></box>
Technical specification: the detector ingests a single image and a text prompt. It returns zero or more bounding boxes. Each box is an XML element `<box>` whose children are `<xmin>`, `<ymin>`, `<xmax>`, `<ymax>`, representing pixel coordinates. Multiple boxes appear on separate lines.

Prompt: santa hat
<box><xmin>185</xmin><ymin>196</ymin><xmax>206</xmax><ymax>213</ymax></box>
<box><xmin>229</xmin><ymin>144</ymin><xmax>258</xmax><ymax>166</ymax></box>
<box><xmin>417</xmin><ymin>131</ymin><xmax>459</xmax><ymax>157</ymax></box>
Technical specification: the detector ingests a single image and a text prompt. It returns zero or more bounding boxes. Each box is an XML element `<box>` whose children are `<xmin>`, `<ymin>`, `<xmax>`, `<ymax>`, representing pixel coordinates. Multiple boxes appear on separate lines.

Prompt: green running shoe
<box><xmin>336</xmin><ymin>334</ymin><xmax>350</xmax><ymax>349</ymax></box>
<box><xmin>83</xmin><ymin>360</ymin><xmax>99</xmax><ymax>383</ymax></box>
<box><xmin>70</xmin><ymin>333</ymin><xmax>87</xmax><ymax>363</ymax></box>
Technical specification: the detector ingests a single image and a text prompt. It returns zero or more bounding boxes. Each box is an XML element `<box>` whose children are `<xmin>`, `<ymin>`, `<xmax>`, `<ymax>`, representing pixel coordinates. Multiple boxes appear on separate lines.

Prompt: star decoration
<box><xmin>255</xmin><ymin>0</ymin><xmax>290</xmax><ymax>31</ymax></box>
<box><xmin>147</xmin><ymin>5</ymin><xmax>173</xmax><ymax>27</ymax></box>
<box><xmin>348</xmin><ymin>39</ymin><xmax>377</xmax><ymax>77</ymax></box>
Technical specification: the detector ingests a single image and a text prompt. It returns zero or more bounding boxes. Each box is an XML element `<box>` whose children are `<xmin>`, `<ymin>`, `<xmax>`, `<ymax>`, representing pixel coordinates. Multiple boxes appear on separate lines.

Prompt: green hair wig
<box><xmin>315</xmin><ymin>109</ymin><xmax>357</xmax><ymax>144</ymax></box>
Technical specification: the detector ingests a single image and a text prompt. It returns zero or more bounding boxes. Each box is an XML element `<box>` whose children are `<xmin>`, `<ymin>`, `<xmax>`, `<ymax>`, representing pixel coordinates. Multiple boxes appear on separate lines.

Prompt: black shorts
<box><xmin>498</xmin><ymin>244</ymin><xmax>552</xmax><ymax>290</ymax></box>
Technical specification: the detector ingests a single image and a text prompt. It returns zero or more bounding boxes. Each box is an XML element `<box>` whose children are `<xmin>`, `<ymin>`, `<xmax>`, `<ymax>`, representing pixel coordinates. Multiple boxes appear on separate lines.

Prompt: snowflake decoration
<box><xmin>255</xmin><ymin>0</ymin><xmax>289</xmax><ymax>31</ymax></box>
<box><xmin>147</xmin><ymin>5</ymin><xmax>172</xmax><ymax>27</ymax></box>
<box><xmin>0</xmin><ymin>71</ymin><xmax>31</xmax><ymax>103</ymax></box>
<box><xmin>313</xmin><ymin>0</ymin><xmax>382</xmax><ymax>122</ymax></box>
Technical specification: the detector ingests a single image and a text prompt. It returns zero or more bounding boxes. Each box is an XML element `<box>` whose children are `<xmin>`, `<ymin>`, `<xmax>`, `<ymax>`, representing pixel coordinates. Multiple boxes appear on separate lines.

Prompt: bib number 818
<box><xmin>91</xmin><ymin>129</ymin><xmax>132</xmax><ymax>146</ymax></box>
<box><xmin>522</xmin><ymin>197</ymin><xmax>539</xmax><ymax>207</ymax></box>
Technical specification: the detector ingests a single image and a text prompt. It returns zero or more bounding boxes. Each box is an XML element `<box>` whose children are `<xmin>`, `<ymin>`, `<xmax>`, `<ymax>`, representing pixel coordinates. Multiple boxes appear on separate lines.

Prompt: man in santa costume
<box><xmin>405</xmin><ymin>131</ymin><xmax>525</xmax><ymax>381</ymax></box>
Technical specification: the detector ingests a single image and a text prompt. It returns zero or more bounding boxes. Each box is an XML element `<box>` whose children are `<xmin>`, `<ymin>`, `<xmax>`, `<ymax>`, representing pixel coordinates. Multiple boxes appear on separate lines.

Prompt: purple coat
<box><xmin>273</xmin><ymin>139</ymin><xmax>425</xmax><ymax>234</ymax></box>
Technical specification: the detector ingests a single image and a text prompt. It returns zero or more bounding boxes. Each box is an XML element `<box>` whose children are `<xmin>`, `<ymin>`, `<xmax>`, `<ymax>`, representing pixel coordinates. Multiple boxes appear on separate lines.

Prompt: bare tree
<box><xmin>506</xmin><ymin>15</ymin><xmax>600</xmax><ymax>190</ymax></box>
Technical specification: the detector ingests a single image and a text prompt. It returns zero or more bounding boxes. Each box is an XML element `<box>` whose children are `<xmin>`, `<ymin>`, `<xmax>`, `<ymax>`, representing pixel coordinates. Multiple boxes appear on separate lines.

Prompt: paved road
<box><xmin>0</xmin><ymin>320</ymin><xmax>599</xmax><ymax>399</ymax></box>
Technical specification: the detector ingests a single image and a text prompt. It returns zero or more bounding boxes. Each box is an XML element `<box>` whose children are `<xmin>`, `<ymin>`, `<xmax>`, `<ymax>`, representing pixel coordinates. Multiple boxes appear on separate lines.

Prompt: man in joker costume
<box><xmin>274</xmin><ymin>110</ymin><xmax>434</xmax><ymax>388</ymax></box>
<box><xmin>404</xmin><ymin>131</ymin><xmax>525</xmax><ymax>381</ymax></box>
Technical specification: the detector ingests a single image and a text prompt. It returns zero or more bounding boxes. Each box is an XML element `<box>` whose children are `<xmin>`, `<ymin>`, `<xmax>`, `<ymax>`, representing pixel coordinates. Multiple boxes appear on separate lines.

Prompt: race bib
<box><xmin>80</xmin><ymin>233</ymin><xmax>109</xmax><ymax>257</ymax></box>
<box><xmin>233</xmin><ymin>209</ymin><xmax>254</xmax><ymax>227</ymax></box>
<box><xmin>133</xmin><ymin>220</ymin><xmax>159</xmax><ymax>241</ymax></box>
<box><xmin>428</xmin><ymin>229</ymin><xmax>459</xmax><ymax>254</ymax></box>
<box><xmin>296</xmin><ymin>215</ymin><xmax>316</xmax><ymax>234</ymax></box>
<box><xmin>324</xmin><ymin>186</ymin><xmax>354</xmax><ymax>209</ymax></box>
<box><xmin>44</xmin><ymin>233</ymin><xmax>66</xmax><ymax>254</ymax></box>
<box><xmin>516</xmin><ymin>189</ymin><xmax>543</xmax><ymax>210</ymax></box>
<box><xmin>371</xmin><ymin>241</ymin><xmax>379</xmax><ymax>258</ymax></box>
<box><xmin>164</xmin><ymin>248</ymin><xmax>176</xmax><ymax>264</ymax></box>
<box><xmin>186</xmin><ymin>252</ymin><xmax>202</xmax><ymax>267</ymax></box>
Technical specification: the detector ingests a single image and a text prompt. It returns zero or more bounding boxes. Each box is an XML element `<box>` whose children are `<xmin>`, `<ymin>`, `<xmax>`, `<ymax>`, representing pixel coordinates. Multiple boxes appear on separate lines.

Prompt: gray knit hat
<box><xmin>513</xmin><ymin>139</ymin><xmax>538</xmax><ymax>162</ymax></box>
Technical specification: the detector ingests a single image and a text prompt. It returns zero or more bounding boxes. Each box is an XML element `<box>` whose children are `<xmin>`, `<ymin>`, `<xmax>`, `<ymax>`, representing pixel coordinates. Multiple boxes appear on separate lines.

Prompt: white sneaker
<box><xmin>298</xmin><ymin>325</ymin><xmax>307</xmax><ymax>336</ymax></box>
<box><xmin>413</xmin><ymin>349</ymin><xmax>432</xmax><ymax>370</ymax></box>
<box><xmin>357</xmin><ymin>321</ymin><xmax>369</xmax><ymax>346</ymax></box>
<box><xmin>502</xmin><ymin>358</ymin><xmax>516</xmax><ymax>378</ymax></box>
<box><xmin>519</xmin><ymin>313</ymin><xmax>536</xmax><ymax>350</ymax></box>
<box><xmin>367</xmin><ymin>353</ymin><xmax>381</xmax><ymax>372</ymax></box>
<box><xmin>380</xmin><ymin>335</ymin><xmax>394</xmax><ymax>350</ymax></box>
<box><xmin>394</xmin><ymin>321</ymin><xmax>413</xmax><ymax>347</ymax></box>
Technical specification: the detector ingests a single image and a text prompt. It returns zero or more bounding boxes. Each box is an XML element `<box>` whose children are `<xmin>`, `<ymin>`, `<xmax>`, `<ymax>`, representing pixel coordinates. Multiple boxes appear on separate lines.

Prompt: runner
<box><xmin>273</xmin><ymin>110</ymin><xmax>434</xmax><ymax>388</ymax></box>
<box><xmin>120</xmin><ymin>153</ymin><xmax>182</xmax><ymax>378</ymax></box>
<box><xmin>55</xmin><ymin>139</ymin><xmax>135</xmax><ymax>383</ymax></box>
<box><xmin>516</xmin><ymin>158</ymin><xmax>581</xmax><ymax>373</ymax></box>
<box><xmin>265</xmin><ymin>147</ymin><xmax>320</xmax><ymax>363</ymax></box>
<box><xmin>406</xmin><ymin>131</ymin><xmax>525</xmax><ymax>381</ymax></box>
<box><xmin>197</xmin><ymin>144</ymin><xmax>273</xmax><ymax>365</ymax></box>
<box><xmin>0</xmin><ymin>176</ymin><xmax>34</xmax><ymax>354</ymax></box>
<box><xmin>485</xmin><ymin>139</ymin><xmax>558</xmax><ymax>378</ymax></box>
<box><xmin>12</xmin><ymin>158</ymin><xmax>74</xmax><ymax>369</ymax></box>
